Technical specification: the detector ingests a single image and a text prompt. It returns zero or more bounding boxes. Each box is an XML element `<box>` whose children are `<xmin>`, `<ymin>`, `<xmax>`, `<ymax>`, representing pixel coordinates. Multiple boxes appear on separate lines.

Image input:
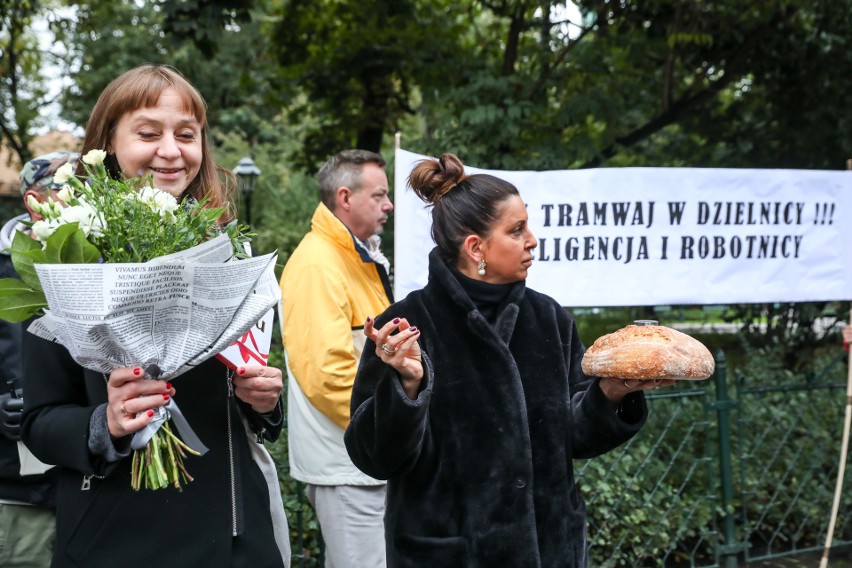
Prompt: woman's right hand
<box><xmin>106</xmin><ymin>367</ymin><xmax>175</xmax><ymax>438</ymax></box>
<box><xmin>365</xmin><ymin>316</ymin><xmax>423</xmax><ymax>400</ymax></box>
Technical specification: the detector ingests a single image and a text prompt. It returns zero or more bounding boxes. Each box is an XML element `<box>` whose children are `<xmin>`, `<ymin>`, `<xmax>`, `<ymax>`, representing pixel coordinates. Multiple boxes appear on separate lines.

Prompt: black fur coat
<box><xmin>346</xmin><ymin>249</ymin><xmax>647</xmax><ymax>568</ymax></box>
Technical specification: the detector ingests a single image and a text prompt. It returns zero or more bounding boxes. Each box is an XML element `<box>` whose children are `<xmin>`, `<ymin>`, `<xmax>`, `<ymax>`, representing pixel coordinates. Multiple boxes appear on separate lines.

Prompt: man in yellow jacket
<box><xmin>280</xmin><ymin>149</ymin><xmax>393</xmax><ymax>567</ymax></box>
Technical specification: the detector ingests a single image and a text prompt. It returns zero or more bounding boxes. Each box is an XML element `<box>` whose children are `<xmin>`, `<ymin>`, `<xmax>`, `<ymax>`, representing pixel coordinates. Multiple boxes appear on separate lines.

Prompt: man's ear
<box><xmin>336</xmin><ymin>186</ymin><xmax>352</xmax><ymax>212</ymax></box>
<box><xmin>23</xmin><ymin>189</ymin><xmax>46</xmax><ymax>221</ymax></box>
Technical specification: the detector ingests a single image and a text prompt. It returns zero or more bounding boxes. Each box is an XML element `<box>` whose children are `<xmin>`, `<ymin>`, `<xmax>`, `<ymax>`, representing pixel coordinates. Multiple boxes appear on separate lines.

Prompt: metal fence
<box><xmin>282</xmin><ymin>351</ymin><xmax>852</xmax><ymax>567</ymax></box>
<box><xmin>578</xmin><ymin>351</ymin><xmax>852</xmax><ymax>567</ymax></box>
<box><xmin>578</xmin><ymin>377</ymin><xmax>719</xmax><ymax>566</ymax></box>
<box><xmin>733</xmin><ymin>358</ymin><xmax>851</xmax><ymax>565</ymax></box>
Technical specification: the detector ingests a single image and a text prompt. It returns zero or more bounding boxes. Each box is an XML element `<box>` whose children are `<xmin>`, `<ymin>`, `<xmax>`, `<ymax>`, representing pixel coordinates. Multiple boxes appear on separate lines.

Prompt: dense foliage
<box><xmin>0</xmin><ymin>0</ymin><xmax>56</xmax><ymax>164</ymax></box>
<box><xmin>3</xmin><ymin>1</ymin><xmax>852</xmax><ymax>563</ymax></box>
<box><xmin>5</xmin><ymin>1</ymin><xmax>851</xmax><ymax>172</ymax></box>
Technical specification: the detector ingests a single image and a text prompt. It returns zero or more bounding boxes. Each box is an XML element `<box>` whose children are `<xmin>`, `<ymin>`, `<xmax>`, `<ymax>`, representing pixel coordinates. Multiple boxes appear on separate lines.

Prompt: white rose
<box><xmin>82</xmin><ymin>149</ymin><xmax>107</xmax><ymax>166</ymax></box>
<box><xmin>81</xmin><ymin>201</ymin><xmax>106</xmax><ymax>237</ymax></box>
<box><xmin>136</xmin><ymin>187</ymin><xmax>179</xmax><ymax>223</ymax></box>
<box><xmin>59</xmin><ymin>202</ymin><xmax>105</xmax><ymax>237</ymax></box>
<box><xmin>85</xmin><ymin>203</ymin><xmax>107</xmax><ymax>237</ymax></box>
<box><xmin>31</xmin><ymin>219</ymin><xmax>60</xmax><ymax>242</ymax></box>
<box><xmin>53</xmin><ymin>162</ymin><xmax>75</xmax><ymax>185</ymax></box>
<box><xmin>55</xmin><ymin>185</ymin><xmax>74</xmax><ymax>204</ymax></box>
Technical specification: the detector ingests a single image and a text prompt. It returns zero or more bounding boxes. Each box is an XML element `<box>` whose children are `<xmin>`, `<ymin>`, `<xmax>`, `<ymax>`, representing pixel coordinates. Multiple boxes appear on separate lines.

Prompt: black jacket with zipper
<box><xmin>21</xmin><ymin>332</ymin><xmax>284</xmax><ymax>568</ymax></box>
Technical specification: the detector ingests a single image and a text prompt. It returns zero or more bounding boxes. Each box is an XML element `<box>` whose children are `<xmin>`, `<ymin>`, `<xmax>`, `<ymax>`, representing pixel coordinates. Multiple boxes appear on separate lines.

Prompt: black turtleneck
<box><xmin>449</xmin><ymin>264</ymin><xmax>522</xmax><ymax>327</ymax></box>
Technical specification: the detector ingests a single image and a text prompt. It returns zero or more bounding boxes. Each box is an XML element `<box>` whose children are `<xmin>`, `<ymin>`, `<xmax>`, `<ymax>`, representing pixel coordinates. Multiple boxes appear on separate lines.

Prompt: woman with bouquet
<box><xmin>344</xmin><ymin>153</ymin><xmax>671</xmax><ymax>567</ymax></box>
<box><xmin>21</xmin><ymin>65</ymin><xmax>289</xmax><ymax>567</ymax></box>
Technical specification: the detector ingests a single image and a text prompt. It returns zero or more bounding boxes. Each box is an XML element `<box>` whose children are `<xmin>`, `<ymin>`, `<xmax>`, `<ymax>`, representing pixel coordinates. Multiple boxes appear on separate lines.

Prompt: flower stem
<box><xmin>130</xmin><ymin>420</ymin><xmax>198</xmax><ymax>491</ymax></box>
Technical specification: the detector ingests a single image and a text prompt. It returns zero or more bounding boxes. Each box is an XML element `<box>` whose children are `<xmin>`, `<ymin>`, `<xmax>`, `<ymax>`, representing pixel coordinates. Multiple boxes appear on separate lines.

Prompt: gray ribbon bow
<box><xmin>130</xmin><ymin>398</ymin><xmax>209</xmax><ymax>454</ymax></box>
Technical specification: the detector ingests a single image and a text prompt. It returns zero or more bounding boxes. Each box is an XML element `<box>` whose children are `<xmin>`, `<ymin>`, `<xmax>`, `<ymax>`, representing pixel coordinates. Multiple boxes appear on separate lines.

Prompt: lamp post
<box><xmin>233</xmin><ymin>156</ymin><xmax>261</xmax><ymax>226</ymax></box>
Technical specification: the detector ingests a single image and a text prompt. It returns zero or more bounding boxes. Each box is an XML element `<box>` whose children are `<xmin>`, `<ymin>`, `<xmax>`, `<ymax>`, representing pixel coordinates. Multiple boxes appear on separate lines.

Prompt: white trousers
<box><xmin>306</xmin><ymin>484</ymin><xmax>387</xmax><ymax>568</ymax></box>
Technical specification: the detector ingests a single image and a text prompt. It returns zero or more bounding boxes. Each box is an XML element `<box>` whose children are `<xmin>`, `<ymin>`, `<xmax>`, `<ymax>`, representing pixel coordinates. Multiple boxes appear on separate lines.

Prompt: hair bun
<box><xmin>408</xmin><ymin>153</ymin><xmax>466</xmax><ymax>204</ymax></box>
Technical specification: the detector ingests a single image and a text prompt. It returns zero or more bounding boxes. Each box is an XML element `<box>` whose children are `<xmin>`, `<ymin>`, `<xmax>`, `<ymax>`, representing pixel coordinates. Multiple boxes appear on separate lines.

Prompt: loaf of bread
<box><xmin>581</xmin><ymin>324</ymin><xmax>714</xmax><ymax>380</ymax></box>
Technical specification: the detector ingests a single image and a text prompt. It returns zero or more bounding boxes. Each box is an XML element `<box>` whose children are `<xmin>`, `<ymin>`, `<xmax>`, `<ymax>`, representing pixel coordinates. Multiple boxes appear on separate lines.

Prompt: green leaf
<box><xmin>43</xmin><ymin>223</ymin><xmax>102</xmax><ymax>264</ymax></box>
<box><xmin>0</xmin><ymin>278</ymin><xmax>46</xmax><ymax>323</ymax></box>
<box><xmin>9</xmin><ymin>229</ymin><xmax>46</xmax><ymax>292</ymax></box>
<box><xmin>59</xmin><ymin>228</ymin><xmax>102</xmax><ymax>264</ymax></box>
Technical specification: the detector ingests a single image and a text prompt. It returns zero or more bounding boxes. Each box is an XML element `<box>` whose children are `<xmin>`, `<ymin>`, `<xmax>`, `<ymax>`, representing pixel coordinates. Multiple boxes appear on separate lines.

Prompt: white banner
<box><xmin>393</xmin><ymin>149</ymin><xmax>852</xmax><ymax>306</ymax></box>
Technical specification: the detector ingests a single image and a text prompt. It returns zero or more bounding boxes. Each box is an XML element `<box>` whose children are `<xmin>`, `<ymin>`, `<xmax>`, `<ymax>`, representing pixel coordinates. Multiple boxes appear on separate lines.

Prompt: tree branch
<box><xmin>501</xmin><ymin>5</ymin><xmax>525</xmax><ymax>76</ymax></box>
<box><xmin>530</xmin><ymin>22</ymin><xmax>594</xmax><ymax>100</ymax></box>
<box><xmin>580</xmin><ymin>6</ymin><xmax>797</xmax><ymax>169</ymax></box>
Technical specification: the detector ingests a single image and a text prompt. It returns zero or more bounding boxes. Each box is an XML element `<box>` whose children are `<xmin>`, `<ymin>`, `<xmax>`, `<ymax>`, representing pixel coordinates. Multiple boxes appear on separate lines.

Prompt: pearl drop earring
<box><xmin>477</xmin><ymin>259</ymin><xmax>487</xmax><ymax>276</ymax></box>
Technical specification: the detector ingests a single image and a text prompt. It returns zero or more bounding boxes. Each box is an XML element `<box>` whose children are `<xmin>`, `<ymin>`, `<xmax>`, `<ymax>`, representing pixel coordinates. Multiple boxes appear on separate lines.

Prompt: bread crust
<box><xmin>581</xmin><ymin>324</ymin><xmax>714</xmax><ymax>380</ymax></box>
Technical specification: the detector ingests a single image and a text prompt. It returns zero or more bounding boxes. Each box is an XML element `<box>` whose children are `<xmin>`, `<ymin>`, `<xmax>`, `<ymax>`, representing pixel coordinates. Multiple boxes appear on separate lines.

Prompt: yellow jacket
<box><xmin>280</xmin><ymin>203</ymin><xmax>392</xmax><ymax>431</ymax></box>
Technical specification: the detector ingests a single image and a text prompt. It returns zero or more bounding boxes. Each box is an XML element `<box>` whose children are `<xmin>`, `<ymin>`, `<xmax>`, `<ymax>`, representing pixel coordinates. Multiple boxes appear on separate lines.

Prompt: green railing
<box><xmin>577</xmin><ymin>351</ymin><xmax>851</xmax><ymax>567</ymax></box>
<box><xmin>734</xmin><ymin>357</ymin><xmax>851</xmax><ymax>564</ymax></box>
<box><xmin>280</xmin><ymin>351</ymin><xmax>852</xmax><ymax>567</ymax></box>
<box><xmin>578</xmin><ymin>374</ymin><xmax>719</xmax><ymax>566</ymax></box>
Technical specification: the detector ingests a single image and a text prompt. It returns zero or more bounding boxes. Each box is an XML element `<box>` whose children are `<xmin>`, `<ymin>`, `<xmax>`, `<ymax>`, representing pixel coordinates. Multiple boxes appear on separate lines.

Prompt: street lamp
<box><xmin>233</xmin><ymin>156</ymin><xmax>261</xmax><ymax>226</ymax></box>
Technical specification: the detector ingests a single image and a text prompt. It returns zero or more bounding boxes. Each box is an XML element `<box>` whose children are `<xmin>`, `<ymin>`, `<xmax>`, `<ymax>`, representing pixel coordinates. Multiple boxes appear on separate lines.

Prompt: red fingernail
<box><xmin>409</xmin><ymin>326</ymin><xmax>418</xmax><ymax>332</ymax></box>
<box><xmin>366</xmin><ymin>316</ymin><xmax>372</xmax><ymax>323</ymax></box>
<box><xmin>147</xmin><ymin>410</ymin><xmax>155</xmax><ymax>417</ymax></box>
<box><xmin>163</xmin><ymin>394</ymin><xmax>170</xmax><ymax>401</ymax></box>
<box><xmin>238</xmin><ymin>367</ymin><xmax>246</xmax><ymax>374</ymax></box>
<box><xmin>133</xmin><ymin>368</ymin><xmax>142</xmax><ymax>376</ymax></box>
<box><xmin>166</xmin><ymin>382</ymin><xmax>172</xmax><ymax>390</ymax></box>
<box><xmin>393</xmin><ymin>318</ymin><xmax>400</xmax><ymax>324</ymax></box>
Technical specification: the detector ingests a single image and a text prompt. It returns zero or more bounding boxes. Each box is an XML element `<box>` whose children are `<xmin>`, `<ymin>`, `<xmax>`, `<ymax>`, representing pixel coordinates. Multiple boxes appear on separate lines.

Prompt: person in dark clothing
<box><xmin>20</xmin><ymin>65</ymin><xmax>289</xmax><ymax>568</ymax></box>
<box><xmin>345</xmin><ymin>153</ymin><xmax>671</xmax><ymax>567</ymax></box>
<box><xmin>0</xmin><ymin>151</ymin><xmax>78</xmax><ymax>567</ymax></box>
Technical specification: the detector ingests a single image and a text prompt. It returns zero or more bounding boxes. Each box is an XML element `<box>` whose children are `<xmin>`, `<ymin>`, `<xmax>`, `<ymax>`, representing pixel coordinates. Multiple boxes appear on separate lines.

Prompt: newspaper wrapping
<box><xmin>26</xmin><ymin>234</ymin><xmax>280</xmax><ymax>451</ymax></box>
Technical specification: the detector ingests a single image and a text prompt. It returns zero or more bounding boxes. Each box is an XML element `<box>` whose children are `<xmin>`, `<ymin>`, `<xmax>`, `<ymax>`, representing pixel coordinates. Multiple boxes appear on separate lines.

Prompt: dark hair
<box><xmin>318</xmin><ymin>149</ymin><xmax>386</xmax><ymax>211</ymax></box>
<box><xmin>79</xmin><ymin>64</ymin><xmax>236</xmax><ymax>221</ymax></box>
<box><xmin>408</xmin><ymin>153</ymin><xmax>519</xmax><ymax>264</ymax></box>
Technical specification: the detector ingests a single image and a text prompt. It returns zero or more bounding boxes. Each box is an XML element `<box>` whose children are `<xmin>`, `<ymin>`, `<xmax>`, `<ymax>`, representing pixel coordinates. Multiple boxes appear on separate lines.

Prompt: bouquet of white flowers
<box><xmin>0</xmin><ymin>150</ymin><xmax>279</xmax><ymax>491</ymax></box>
<box><xmin>2</xmin><ymin>149</ymin><xmax>251</xmax><ymax>320</ymax></box>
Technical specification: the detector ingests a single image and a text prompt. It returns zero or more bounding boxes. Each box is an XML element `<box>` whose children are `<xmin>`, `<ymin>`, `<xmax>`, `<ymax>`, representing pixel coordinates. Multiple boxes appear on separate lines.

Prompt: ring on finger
<box><xmin>381</xmin><ymin>343</ymin><xmax>395</xmax><ymax>356</ymax></box>
<box><xmin>120</xmin><ymin>402</ymin><xmax>129</xmax><ymax>415</ymax></box>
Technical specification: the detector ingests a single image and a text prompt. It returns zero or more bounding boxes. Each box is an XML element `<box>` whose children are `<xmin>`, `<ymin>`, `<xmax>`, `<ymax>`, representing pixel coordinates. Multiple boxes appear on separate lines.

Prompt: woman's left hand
<box><xmin>232</xmin><ymin>365</ymin><xmax>283</xmax><ymax>414</ymax></box>
<box><xmin>365</xmin><ymin>315</ymin><xmax>423</xmax><ymax>399</ymax></box>
<box><xmin>599</xmin><ymin>377</ymin><xmax>677</xmax><ymax>405</ymax></box>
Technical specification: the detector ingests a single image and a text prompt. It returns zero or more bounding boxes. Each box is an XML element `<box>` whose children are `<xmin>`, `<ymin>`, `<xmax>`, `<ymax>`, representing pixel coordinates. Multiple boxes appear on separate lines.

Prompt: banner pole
<box><xmin>819</xmin><ymin>159</ymin><xmax>852</xmax><ymax>568</ymax></box>
<box><xmin>819</xmin><ymin>310</ymin><xmax>852</xmax><ymax>568</ymax></box>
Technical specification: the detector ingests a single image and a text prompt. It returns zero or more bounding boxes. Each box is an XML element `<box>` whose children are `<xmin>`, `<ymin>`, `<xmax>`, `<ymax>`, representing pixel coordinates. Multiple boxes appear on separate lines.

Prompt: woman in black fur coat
<box><xmin>345</xmin><ymin>153</ymin><xmax>671</xmax><ymax>567</ymax></box>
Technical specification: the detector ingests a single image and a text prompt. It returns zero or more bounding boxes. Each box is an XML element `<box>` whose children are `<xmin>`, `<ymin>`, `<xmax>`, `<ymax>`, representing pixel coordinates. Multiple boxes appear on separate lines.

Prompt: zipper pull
<box><xmin>81</xmin><ymin>475</ymin><xmax>92</xmax><ymax>490</ymax></box>
<box><xmin>227</xmin><ymin>370</ymin><xmax>235</xmax><ymax>397</ymax></box>
<box><xmin>255</xmin><ymin>428</ymin><xmax>266</xmax><ymax>444</ymax></box>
